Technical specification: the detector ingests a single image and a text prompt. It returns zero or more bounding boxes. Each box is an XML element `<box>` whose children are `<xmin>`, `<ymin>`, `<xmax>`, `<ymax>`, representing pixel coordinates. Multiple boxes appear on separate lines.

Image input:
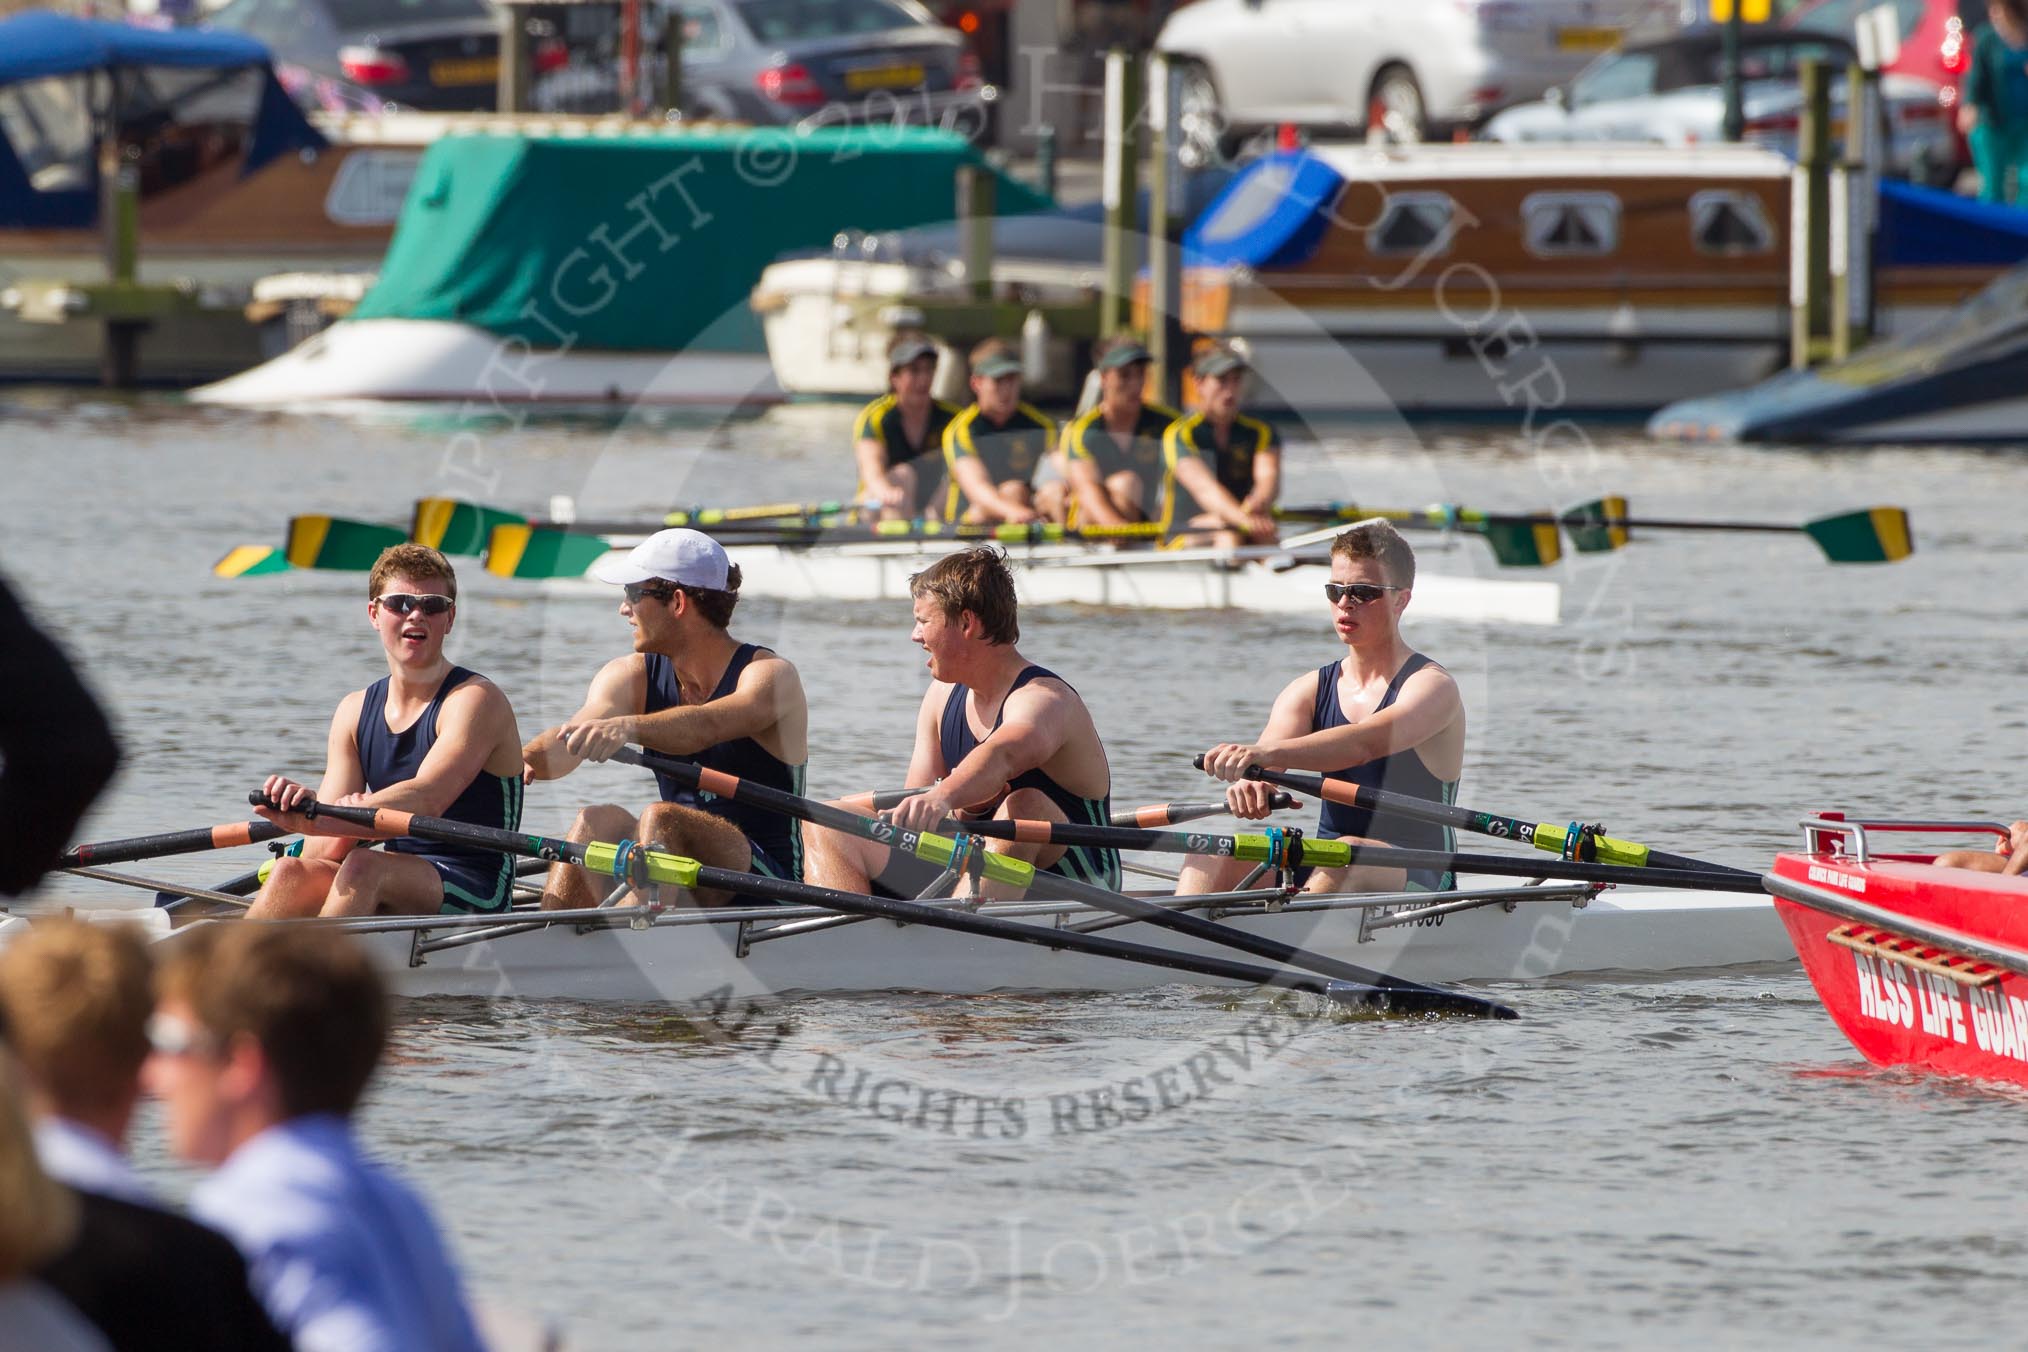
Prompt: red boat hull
<box><xmin>1769</xmin><ymin>848</ymin><xmax>2028</xmax><ymax>1087</ymax></box>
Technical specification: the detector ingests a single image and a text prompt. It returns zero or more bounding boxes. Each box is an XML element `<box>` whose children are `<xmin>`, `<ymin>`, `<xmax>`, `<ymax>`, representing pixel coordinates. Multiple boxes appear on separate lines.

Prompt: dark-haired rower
<box><xmin>853</xmin><ymin>334</ymin><xmax>961</xmax><ymax>522</ymax></box>
<box><xmin>524</xmin><ymin>528</ymin><xmax>809</xmax><ymax>907</ymax></box>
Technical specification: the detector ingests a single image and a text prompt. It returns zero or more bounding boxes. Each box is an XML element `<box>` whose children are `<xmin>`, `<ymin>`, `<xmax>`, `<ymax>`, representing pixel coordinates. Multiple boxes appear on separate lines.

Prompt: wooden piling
<box><xmin>1100</xmin><ymin>48</ymin><xmax>1141</xmax><ymax>338</ymax></box>
<box><xmin>1790</xmin><ymin>57</ymin><xmax>1832</xmax><ymax>370</ymax></box>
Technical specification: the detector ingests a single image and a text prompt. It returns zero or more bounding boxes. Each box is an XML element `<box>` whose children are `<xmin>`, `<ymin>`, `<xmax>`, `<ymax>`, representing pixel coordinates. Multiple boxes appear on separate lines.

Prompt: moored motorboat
<box><xmin>1765</xmin><ymin>816</ymin><xmax>2028</xmax><ymax>1086</ymax></box>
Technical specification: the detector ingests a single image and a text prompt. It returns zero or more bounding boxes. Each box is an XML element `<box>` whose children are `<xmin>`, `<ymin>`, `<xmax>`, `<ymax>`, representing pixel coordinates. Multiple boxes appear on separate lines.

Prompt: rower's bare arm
<box><xmin>940</xmin><ymin>685</ymin><xmax>1070</xmax><ymax>813</ymax></box>
<box><xmin>370</xmin><ymin>680</ymin><xmax>521</xmax><ymax>817</ymax></box>
<box><xmin>1173</xmin><ymin>456</ymin><xmax>1251</xmax><ymax>531</ymax></box>
<box><xmin>525</xmin><ymin>656</ymin><xmax>642</xmax><ymax>780</ymax></box>
<box><xmin>1244</xmin><ymin>444</ymin><xmax>1282</xmax><ymax>512</ymax></box>
<box><xmin>255</xmin><ymin>694</ymin><xmax>372</xmax><ymax>846</ymax></box>
<box><xmin>633</xmin><ymin>654</ymin><xmax>807</xmax><ymax>760</ymax></box>
<box><xmin>854</xmin><ymin>436</ymin><xmax>904</xmax><ymax>509</ymax></box>
<box><xmin>2004</xmin><ymin>820</ymin><xmax>2028</xmax><ymax>876</ymax></box>
<box><xmin>1266</xmin><ymin>667</ymin><xmax>1463</xmax><ymax>774</ymax></box>
<box><xmin>1065</xmin><ymin>456</ymin><xmax>1124</xmax><ymax>526</ymax></box>
<box><xmin>952</xmin><ymin>453</ymin><xmax>1015</xmax><ymax>518</ymax></box>
<box><xmin>1200</xmin><ymin>671</ymin><xmax>1319</xmax><ymax>795</ymax></box>
<box><xmin>904</xmin><ymin>683</ymin><xmax>950</xmax><ymax>790</ymax></box>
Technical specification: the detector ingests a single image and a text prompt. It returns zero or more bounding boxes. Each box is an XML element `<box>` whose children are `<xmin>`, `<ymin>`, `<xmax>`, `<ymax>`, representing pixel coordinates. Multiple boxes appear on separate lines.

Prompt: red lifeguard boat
<box><xmin>1766</xmin><ymin>816</ymin><xmax>2028</xmax><ymax>1087</ymax></box>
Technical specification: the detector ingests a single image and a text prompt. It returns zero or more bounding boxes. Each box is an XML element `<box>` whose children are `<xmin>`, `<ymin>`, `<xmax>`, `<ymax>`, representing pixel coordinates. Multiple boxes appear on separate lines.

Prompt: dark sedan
<box><xmin>204</xmin><ymin>0</ymin><xmax>511</xmax><ymax>111</ymax></box>
<box><xmin>667</xmin><ymin>0</ymin><xmax>991</xmax><ymax>134</ymax></box>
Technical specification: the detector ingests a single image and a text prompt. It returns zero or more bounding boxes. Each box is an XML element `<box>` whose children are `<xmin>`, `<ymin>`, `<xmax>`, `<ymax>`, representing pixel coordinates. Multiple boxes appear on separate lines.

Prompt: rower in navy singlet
<box><xmin>525</xmin><ymin>528</ymin><xmax>809</xmax><ymax>909</ymax></box>
<box><xmin>937</xmin><ymin>665</ymin><xmax>1120</xmax><ymax>889</ymax></box>
<box><xmin>1180</xmin><ymin>520</ymin><xmax>1467</xmax><ymax>899</ymax></box>
<box><xmin>641</xmin><ymin>646</ymin><xmax>803</xmax><ymax>880</ymax></box>
<box><xmin>357</xmin><ymin>667</ymin><xmax>524</xmax><ymax>911</ymax></box>
<box><xmin>251</xmin><ymin>545</ymin><xmax>527</xmax><ymax>920</ymax></box>
<box><xmin>801</xmin><ymin>547</ymin><xmax>1120</xmax><ymax>901</ymax></box>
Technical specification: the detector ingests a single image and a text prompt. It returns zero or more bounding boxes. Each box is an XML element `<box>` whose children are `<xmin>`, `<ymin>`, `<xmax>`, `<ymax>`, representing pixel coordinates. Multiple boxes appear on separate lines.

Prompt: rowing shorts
<box><xmin>431</xmin><ymin>850</ymin><xmax>517</xmax><ymax>915</ymax></box>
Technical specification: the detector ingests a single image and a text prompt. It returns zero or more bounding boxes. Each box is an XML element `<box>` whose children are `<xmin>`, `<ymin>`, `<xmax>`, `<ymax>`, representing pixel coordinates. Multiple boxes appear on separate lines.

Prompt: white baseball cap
<box><xmin>590</xmin><ymin>528</ymin><xmax>731</xmax><ymax>589</ymax></box>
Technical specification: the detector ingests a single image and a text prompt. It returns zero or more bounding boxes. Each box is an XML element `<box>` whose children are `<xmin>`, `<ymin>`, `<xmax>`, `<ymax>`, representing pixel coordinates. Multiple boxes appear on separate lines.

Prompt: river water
<box><xmin>4</xmin><ymin>387</ymin><xmax>2026</xmax><ymax>1348</ymax></box>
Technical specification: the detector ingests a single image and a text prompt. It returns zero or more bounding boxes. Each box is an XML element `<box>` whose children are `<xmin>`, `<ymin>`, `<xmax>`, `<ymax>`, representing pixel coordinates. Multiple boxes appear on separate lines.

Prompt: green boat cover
<box><xmin>351</xmin><ymin>127</ymin><xmax>1051</xmax><ymax>353</ymax></box>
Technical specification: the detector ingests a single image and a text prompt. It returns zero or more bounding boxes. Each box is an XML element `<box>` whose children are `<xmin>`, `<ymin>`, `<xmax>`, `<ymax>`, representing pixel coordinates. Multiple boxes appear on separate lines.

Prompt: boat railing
<box><xmin>1799</xmin><ymin>815</ymin><xmax>2012</xmax><ymax>863</ymax></box>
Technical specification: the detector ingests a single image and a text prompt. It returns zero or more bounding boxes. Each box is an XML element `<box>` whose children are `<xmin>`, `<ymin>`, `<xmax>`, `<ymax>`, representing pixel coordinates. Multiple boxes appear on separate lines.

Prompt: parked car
<box><xmin>662</xmin><ymin>0</ymin><xmax>991</xmax><ymax>133</ymax></box>
<box><xmin>1786</xmin><ymin>0</ymin><xmax>1970</xmax><ymax>173</ymax></box>
<box><xmin>1480</xmin><ymin>28</ymin><xmax>1956</xmax><ymax>180</ymax></box>
<box><xmin>204</xmin><ymin>0</ymin><xmax>516</xmax><ymax>112</ymax></box>
<box><xmin>1154</xmin><ymin>0</ymin><xmax>1682</xmax><ymax>163</ymax></box>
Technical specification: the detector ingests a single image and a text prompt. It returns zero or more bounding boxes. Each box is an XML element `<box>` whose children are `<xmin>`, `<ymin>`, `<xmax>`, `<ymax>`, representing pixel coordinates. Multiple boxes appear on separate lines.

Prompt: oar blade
<box><xmin>1805</xmin><ymin>507</ymin><xmax>1914</xmax><ymax>564</ymax></box>
<box><xmin>484</xmin><ymin>523</ymin><xmax>612</xmax><ymax>580</ymax></box>
<box><xmin>213</xmin><ymin>544</ymin><xmax>291</xmax><ymax>578</ymax></box>
<box><xmin>286</xmin><ymin>515</ymin><xmax>407</xmax><ymax>571</ymax></box>
<box><xmin>1480</xmin><ymin>516</ymin><xmax>1562</xmax><ymax>568</ymax></box>
<box><xmin>1558</xmin><ymin>496</ymin><xmax>1632</xmax><ymax>554</ymax></box>
<box><xmin>413</xmin><ymin>498</ymin><xmax>528</xmax><ymax>556</ymax></box>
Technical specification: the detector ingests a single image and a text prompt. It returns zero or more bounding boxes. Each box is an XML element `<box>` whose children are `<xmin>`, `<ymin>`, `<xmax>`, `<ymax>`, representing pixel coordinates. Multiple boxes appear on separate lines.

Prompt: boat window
<box><xmin>1367</xmin><ymin>192</ymin><xmax>1454</xmax><ymax>256</ymax></box>
<box><xmin>735</xmin><ymin>0</ymin><xmax>922</xmax><ymax>40</ymax></box>
<box><xmin>0</xmin><ymin>77</ymin><xmax>94</xmax><ymax>194</ymax></box>
<box><xmin>1521</xmin><ymin>191</ymin><xmax>1620</xmax><ymax>257</ymax></box>
<box><xmin>1689</xmin><ymin>189</ymin><xmax>1775</xmax><ymax>255</ymax></box>
<box><xmin>673</xmin><ymin>1</ymin><xmax>727</xmax><ymax>53</ymax></box>
<box><xmin>1788</xmin><ymin>0</ymin><xmax>1928</xmax><ymax>42</ymax></box>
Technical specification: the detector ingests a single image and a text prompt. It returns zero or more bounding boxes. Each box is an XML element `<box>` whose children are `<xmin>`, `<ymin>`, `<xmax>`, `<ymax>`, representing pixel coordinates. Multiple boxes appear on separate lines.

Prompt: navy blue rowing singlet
<box><xmin>1312</xmin><ymin>653</ymin><xmax>1457</xmax><ymax>890</ymax></box>
<box><xmin>643</xmin><ymin>645</ymin><xmax>804</xmax><ymax>880</ymax></box>
<box><xmin>937</xmin><ymin>665</ymin><xmax>1119</xmax><ymax>888</ymax></box>
<box><xmin>355</xmin><ymin>667</ymin><xmax>522</xmax><ymax>909</ymax></box>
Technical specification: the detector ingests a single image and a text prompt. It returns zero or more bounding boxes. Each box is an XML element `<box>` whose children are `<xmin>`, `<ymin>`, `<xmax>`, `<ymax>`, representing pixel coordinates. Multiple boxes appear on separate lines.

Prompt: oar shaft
<box><xmin>949</xmin><ymin>815</ymin><xmax>1351</xmax><ymax>867</ymax></box>
<box><xmin>1217</xmin><ymin>763</ymin><xmax>1746</xmax><ymax>875</ymax></box>
<box><xmin>60</xmin><ymin>820</ymin><xmax>287</xmax><ymax>868</ymax></box>
<box><xmin>1580</xmin><ymin>517</ymin><xmax>1799</xmax><ymax>535</ymax></box>
<box><xmin>245</xmin><ymin>795</ymin><xmax>1409</xmax><ymax>1008</ymax></box>
<box><xmin>611</xmin><ymin>748</ymin><xmax>1516</xmax><ymax>1019</ymax></box>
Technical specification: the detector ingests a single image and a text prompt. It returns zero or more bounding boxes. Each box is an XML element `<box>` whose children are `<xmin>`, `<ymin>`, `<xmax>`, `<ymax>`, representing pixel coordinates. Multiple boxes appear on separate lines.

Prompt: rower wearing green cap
<box><xmin>1062</xmin><ymin>336</ymin><xmax>1181</xmax><ymax>529</ymax></box>
<box><xmin>940</xmin><ymin>338</ymin><xmax>1059</xmax><ymax>525</ymax></box>
<box><xmin>1163</xmin><ymin>344</ymin><xmax>1283</xmax><ymax>546</ymax></box>
<box><xmin>852</xmin><ymin>333</ymin><xmax>961</xmax><ymax>522</ymax></box>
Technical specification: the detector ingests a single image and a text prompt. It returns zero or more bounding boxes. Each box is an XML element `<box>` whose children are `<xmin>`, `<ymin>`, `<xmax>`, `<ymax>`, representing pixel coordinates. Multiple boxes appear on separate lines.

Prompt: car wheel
<box><xmin>1172</xmin><ymin>59</ymin><xmax>1230</xmax><ymax>169</ymax></box>
<box><xmin>1367</xmin><ymin>65</ymin><xmax>1426</xmax><ymax>144</ymax></box>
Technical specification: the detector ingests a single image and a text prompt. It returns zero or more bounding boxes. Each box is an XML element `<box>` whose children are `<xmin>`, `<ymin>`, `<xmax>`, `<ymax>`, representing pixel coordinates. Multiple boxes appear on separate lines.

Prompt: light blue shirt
<box><xmin>190</xmin><ymin>1115</ymin><xmax>486</xmax><ymax>1352</ymax></box>
<box><xmin>33</xmin><ymin>1117</ymin><xmax>153</xmax><ymax>1206</ymax></box>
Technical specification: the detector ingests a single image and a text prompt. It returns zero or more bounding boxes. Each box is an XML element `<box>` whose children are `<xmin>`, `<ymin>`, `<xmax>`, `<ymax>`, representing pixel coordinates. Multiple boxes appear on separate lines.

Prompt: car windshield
<box><xmin>327</xmin><ymin>0</ymin><xmax>488</xmax><ymax>28</ymax></box>
<box><xmin>1571</xmin><ymin>51</ymin><xmax>1659</xmax><ymax>103</ymax></box>
<box><xmin>736</xmin><ymin>0</ymin><xmax>921</xmax><ymax>41</ymax></box>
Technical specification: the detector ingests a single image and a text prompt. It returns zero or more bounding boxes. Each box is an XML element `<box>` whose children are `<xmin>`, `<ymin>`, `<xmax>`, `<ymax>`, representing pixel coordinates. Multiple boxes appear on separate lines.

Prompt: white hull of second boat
<box><xmin>544</xmin><ymin>538</ymin><xmax>1564</xmax><ymax>625</ymax></box>
<box><xmin>348</xmin><ymin>886</ymin><xmax>1788</xmax><ymax>1003</ymax></box>
<box><xmin>188</xmin><ymin>317</ymin><xmax>785</xmax><ymax>411</ymax></box>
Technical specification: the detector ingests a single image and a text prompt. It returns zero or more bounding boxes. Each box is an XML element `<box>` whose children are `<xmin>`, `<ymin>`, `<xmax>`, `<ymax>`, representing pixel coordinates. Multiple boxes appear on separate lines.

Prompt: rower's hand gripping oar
<box><xmin>1200</xmin><ymin>758</ymin><xmax>1749</xmax><ymax>876</ymax></box>
<box><xmin>606</xmin><ymin>748</ymin><xmax>1517</xmax><ymax>1019</ymax></box>
<box><xmin>248</xmin><ymin>792</ymin><xmax>1509</xmax><ymax>1017</ymax></box>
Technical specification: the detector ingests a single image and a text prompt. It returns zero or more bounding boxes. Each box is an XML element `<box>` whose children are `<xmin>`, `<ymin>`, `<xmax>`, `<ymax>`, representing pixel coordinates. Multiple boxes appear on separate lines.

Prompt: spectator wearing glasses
<box><xmin>522</xmin><ymin>528</ymin><xmax>809</xmax><ymax>907</ymax></box>
<box><xmin>1177</xmin><ymin>521</ymin><xmax>1466</xmax><ymax>897</ymax></box>
<box><xmin>145</xmin><ymin>924</ymin><xmax>484</xmax><ymax>1352</ymax></box>
<box><xmin>249</xmin><ymin>543</ymin><xmax>526</xmax><ymax>919</ymax></box>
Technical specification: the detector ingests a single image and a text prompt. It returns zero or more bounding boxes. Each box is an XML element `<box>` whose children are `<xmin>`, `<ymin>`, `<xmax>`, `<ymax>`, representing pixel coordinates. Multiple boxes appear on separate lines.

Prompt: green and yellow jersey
<box><xmin>1162</xmin><ymin>411</ymin><xmax>1281</xmax><ymax>526</ymax></box>
<box><xmin>1063</xmin><ymin>401</ymin><xmax>1182</xmax><ymax>525</ymax></box>
<box><xmin>854</xmin><ymin>393</ymin><xmax>961</xmax><ymax>515</ymax></box>
<box><xmin>940</xmin><ymin>402</ymin><xmax>1058</xmax><ymax>519</ymax></box>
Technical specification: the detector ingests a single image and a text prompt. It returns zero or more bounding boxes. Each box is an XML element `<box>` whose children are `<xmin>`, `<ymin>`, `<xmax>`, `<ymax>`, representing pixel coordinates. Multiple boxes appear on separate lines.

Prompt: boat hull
<box><xmin>354</xmin><ymin>885</ymin><xmax>1785</xmax><ymax>1003</ymax></box>
<box><xmin>1767</xmin><ymin>849</ymin><xmax>2028</xmax><ymax>1086</ymax></box>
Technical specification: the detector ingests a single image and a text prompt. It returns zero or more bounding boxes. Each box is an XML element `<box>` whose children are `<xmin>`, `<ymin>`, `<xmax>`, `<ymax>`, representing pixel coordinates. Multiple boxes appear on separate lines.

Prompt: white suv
<box><xmin>1155</xmin><ymin>0</ymin><xmax>1683</xmax><ymax>161</ymax></box>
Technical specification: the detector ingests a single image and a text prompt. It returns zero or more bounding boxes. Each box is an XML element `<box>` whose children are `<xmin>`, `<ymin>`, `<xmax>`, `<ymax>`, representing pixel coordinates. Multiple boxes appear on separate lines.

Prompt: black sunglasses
<box><xmin>376</xmin><ymin>592</ymin><xmax>454</xmax><ymax>617</ymax></box>
<box><xmin>623</xmin><ymin>581</ymin><xmax>679</xmax><ymax>605</ymax></box>
<box><xmin>1323</xmin><ymin>581</ymin><xmax>1401</xmax><ymax>607</ymax></box>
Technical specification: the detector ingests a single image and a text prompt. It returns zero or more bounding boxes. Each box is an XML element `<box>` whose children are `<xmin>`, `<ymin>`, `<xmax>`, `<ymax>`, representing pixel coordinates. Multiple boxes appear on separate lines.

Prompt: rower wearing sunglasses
<box><xmin>522</xmin><ymin>528</ymin><xmax>809</xmax><ymax>907</ymax></box>
<box><xmin>249</xmin><ymin>545</ymin><xmax>526</xmax><ymax>919</ymax></box>
<box><xmin>1180</xmin><ymin>520</ymin><xmax>1466</xmax><ymax>896</ymax></box>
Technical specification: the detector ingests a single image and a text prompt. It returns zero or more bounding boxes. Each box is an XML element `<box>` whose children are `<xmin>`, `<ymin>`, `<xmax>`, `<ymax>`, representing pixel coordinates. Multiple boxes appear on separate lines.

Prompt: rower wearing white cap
<box><xmin>852</xmin><ymin>333</ymin><xmax>961</xmax><ymax>522</ymax></box>
<box><xmin>523</xmin><ymin>529</ymin><xmax>809</xmax><ymax>907</ymax></box>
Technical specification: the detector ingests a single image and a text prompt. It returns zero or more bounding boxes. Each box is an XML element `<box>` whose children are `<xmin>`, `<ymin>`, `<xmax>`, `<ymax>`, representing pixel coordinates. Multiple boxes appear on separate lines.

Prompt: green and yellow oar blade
<box><xmin>1558</xmin><ymin>496</ymin><xmax>1632</xmax><ymax>554</ymax></box>
<box><xmin>213</xmin><ymin>544</ymin><xmax>292</xmax><ymax>578</ymax></box>
<box><xmin>1805</xmin><ymin>507</ymin><xmax>1913</xmax><ymax>564</ymax></box>
<box><xmin>1479</xmin><ymin>515</ymin><xmax>1562</xmax><ymax>568</ymax></box>
<box><xmin>285</xmin><ymin>516</ymin><xmax>408</xmax><ymax>570</ymax></box>
<box><xmin>413</xmin><ymin>498</ymin><xmax>529</xmax><ymax>556</ymax></box>
<box><xmin>484</xmin><ymin>523</ymin><xmax>612</xmax><ymax>580</ymax></box>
